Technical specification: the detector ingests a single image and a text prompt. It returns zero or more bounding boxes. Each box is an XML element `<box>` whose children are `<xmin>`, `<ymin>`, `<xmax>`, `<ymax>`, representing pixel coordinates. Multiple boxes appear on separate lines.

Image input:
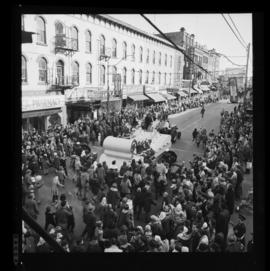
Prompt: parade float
<box><xmin>99</xmin><ymin>126</ymin><xmax>173</xmax><ymax>169</ymax></box>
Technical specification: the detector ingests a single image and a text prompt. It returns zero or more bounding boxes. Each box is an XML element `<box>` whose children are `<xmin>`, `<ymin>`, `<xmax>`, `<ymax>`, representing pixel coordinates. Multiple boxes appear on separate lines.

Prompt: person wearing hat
<box><xmin>141</xmin><ymin>184</ymin><xmax>157</xmax><ymax>223</ymax></box>
<box><xmin>133</xmin><ymin>187</ymin><xmax>144</xmax><ymax>220</ymax></box>
<box><xmin>107</xmin><ymin>183</ymin><xmax>121</xmax><ymax>211</ymax></box>
<box><xmin>81</xmin><ymin>203</ymin><xmax>97</xmax><ymax>241</ymax></box>
<box><xmin>117</xmin><ymin>203</ymin><xmax>133</xmax><ymax>230</ymax></box>
<box><xmin>233</xmin><ymin>213</ymin><xmax>247</xmax><ymax>248</ymax></box>
<box><xmin>24</xmin><ymin>193</ymin><xmax>39</xmax><ymax>220</ymax></box>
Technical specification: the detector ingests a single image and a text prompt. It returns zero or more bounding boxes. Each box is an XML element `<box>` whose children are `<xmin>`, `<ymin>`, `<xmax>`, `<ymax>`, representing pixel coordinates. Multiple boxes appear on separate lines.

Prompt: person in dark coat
<box><xmin>141</xmin><ymin>184</ymin><xmax>157</xmax><ymax>223</ymax></box>
<box><xmin>44</xmin><ymin>205</ymin><xmax>56</xmax><ymax>231</ymax></box>
<box><xmin>101</xmin><ymin>204</ymin><xmax>118</xmax><ymax>230</ymax></box>
<box><xmin>233</xmin><ymin>214</ymin><xmax>247</xmax><ymax>248</ymax></box>
<box><xmin>117</xmin><ymin>204</ymin><xmax>133</xmax><ymax>229</ymax></box>
<box><xmin>225</xmin><ymin>184</ymin><xmax>235</xmax><ymax>215</ymax></box>
<box><xmin>82</xmin><ymin>204</ymin><xmax>97</xmax><ymax>241</ymax></box>
<box><xmin>55</xmin><ymin>200</ymin><xmax>72</xmax><ymax>231</ymax></box>
<box><xmin>133</xmin><ymin>187</ymin><xmax>144</xmax><ymax>220</ymax></box>
<box><xmin>215</xmin><ymin>204</ymin><xmax>230</xmax><ymax>241</ymax></box>
<box><xmin>24</xmin><ymin>194</ymin><xmax>39</xmax><ymax>220</ymax></box>
<box><xmin>107</xmin><ymin>183</ymin><xmax>121</xmax><ymax>210</ymax></box>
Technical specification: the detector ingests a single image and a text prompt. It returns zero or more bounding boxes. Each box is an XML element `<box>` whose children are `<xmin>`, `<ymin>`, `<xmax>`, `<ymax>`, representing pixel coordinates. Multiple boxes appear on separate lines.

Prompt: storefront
<box><xmin>65</xmin><ymin>87</ymin><xmax>104</xmax><ymax>122</ymax></box>
<box><xmin>144</xmin><ymin>85</ymin><xmax>166</xmax><ymax>105</ymax></box>
<box><xmin>22</xmin><ymin>95</ymin><xmax>65</xmax><ymax>132</ymax></box>
<box><xmin>123</xmin><ymin>85</ymin><xmax>149</xmax><ymax>109</ymax></box>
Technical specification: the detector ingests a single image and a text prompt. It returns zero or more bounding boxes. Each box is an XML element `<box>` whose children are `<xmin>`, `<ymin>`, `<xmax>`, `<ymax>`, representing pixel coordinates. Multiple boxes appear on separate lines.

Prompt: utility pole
<box><xmin>244</xmin><ymin>43</ymin><xmax>250</xmax><ymax>94</ymax></box>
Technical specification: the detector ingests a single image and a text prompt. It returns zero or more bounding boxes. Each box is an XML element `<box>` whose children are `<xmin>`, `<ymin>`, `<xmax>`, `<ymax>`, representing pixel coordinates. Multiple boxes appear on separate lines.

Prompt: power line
<box><xmin>140</xmin><ymin>14</ymin><xmax>209</xmax><ymax>75</ymax></box>
<box><xmin>227</xmin><ymin>14</ymin><xmax>248</xmax><ymax>47</ymax></box>
<box><xmin>221</xmin><ymin>14</ymin><xmax>247</xmax><ymax>50</ymax></box>
<box><xmin>220</xmin><ymin>53</ymin><xmax>246</xmax><ymax>67</ymax></box>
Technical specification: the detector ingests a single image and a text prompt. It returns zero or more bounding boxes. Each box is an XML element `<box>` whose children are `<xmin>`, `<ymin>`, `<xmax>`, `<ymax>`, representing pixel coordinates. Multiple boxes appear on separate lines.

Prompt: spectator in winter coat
<box><xmin>55</xmin><ymin>200</ymin><xmax>72</xmax><ymax>231</ymax></box>
<box><xmin>119</xmin><ymin>175</ymin><xmax>132</xmax><ymax>198</ymax></box>
<box><xmin>142</xmin><ymin>184</ymin><xmax>157</xmax><ymax>223</ymax></box>
<box><xmin>107</xmin><ymin>183</ymin><xmax>121</xmax><ymax>210</ymax></box>
<box><xmin>25</xmin><ymin>194</ymin><xmax>39</xmax><ymax>220</ymax></box>
<box><xmin>82</xmin><ymin>204</ymin><xmax>97</xmax><ymax>241</ymax></box>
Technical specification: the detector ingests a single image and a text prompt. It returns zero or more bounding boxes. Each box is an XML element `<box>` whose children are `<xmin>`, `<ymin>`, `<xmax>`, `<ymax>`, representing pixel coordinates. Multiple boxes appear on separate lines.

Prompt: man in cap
<box><xmin>233</xmin><ymin>213</ymin><xmax>247</xmax><ymax>248</ymax></box>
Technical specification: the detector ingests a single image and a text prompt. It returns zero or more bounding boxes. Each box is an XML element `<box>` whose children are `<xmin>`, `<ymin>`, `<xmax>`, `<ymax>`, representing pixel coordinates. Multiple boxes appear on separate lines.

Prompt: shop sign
<box><xmin>22</xmin><ymin>95</ymin><xmax>65</xmax><ymax>112</ymax></box>
<box><xmin>144</xmin><ymin>85</ymin><xmax>156</xmax><ymax>93</ymax></box>
<box><xmin>122</xmin><ymin>85</ymin><xmax>144</xmax><ymax>96</ymax></box>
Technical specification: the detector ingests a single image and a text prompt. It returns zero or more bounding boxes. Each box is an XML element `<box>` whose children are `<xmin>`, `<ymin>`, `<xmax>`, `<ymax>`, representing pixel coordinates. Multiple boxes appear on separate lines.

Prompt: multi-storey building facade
<box><xmin>22</xmin><ymin>14</ymin><xmax>184</xmax><ymax>130</ymax></box>
<box><xmin>157</xmin><ymin>27</ymin><xmax>221</xmax><ymax>84</ymax></box>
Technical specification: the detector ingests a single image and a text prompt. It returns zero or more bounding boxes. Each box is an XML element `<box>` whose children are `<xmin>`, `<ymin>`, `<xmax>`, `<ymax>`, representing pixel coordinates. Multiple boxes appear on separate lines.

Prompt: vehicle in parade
<box><xmin>99</xmin><ymin>125</ymin><xmax>177</xmax><ymax>169</ymax></box>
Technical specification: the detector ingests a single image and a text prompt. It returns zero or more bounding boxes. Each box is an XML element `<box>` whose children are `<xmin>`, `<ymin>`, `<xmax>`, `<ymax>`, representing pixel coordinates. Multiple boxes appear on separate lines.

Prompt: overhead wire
<box><xmin>227</xmin><ymin>14</ymin><xmax>248</xmax><ymax>47</ymax></box>
<box><xmin>221</xmin><ymin>14</ymin><xmax>247</xmax><ymax>50</ymax></box>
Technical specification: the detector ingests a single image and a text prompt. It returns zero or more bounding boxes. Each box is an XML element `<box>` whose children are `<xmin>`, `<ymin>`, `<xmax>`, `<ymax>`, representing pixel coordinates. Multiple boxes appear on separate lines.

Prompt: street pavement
<box><xmin>35</xmin><ymin>100</ymin><xmax>253</xmax><ymax>245</ymax></box>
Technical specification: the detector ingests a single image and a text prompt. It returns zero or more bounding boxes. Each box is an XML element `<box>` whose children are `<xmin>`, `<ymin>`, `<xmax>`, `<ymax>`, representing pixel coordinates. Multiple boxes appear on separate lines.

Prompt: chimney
<box><xmin>179</xmin><ymin>27</ymin><xmax>185</xmax><ymax>46</ymax></box>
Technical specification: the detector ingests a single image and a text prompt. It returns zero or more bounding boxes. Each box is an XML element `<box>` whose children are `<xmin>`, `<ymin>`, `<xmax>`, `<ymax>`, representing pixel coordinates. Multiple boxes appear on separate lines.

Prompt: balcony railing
<box><xmin>54</xmin><ymin>35</ymin><xmax>78</xmax><ymax>53</ymax></box>
<box><xmin>52</xmin><ymin>76</ymin><xmax>79</xmax><ymax>88</ymax></box>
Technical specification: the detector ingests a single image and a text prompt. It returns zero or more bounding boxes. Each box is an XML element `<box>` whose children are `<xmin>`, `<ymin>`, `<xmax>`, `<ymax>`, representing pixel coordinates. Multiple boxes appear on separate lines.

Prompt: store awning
<box><xmin>200</xmin><ymin>86</ymin><xmax>210</xmax><ymax>92</ymax></box>
<box><xmin>22</xmin><ymin>108</ymin><xmax>62</xmax><ymax>119</ymax></box>
<box><xmin>193</xmin><ymin>86</ymin><xmax>203</xmax><ymax>94</ymax></box>
<box><xmin>161</xmin><ymin>93</ymin><xmax>176</xmax><ymax>100</ymax></box>
<box><xmin>181</xmin><ymin>88</ymin><xmax>197</xmax><ymax>95</ymax></box>
<box><xmin>127</xmin><ymin>94</ymin><xmax>149</xmax><ymax>101</ymax></box>
<box><xmin>178</xmin><ymin>90</ymin><xmax>188</xmax><ymax>97</ymax></box>
<box><xmin>101</xmin><ymin>97</ymin><xmax>121</xmax><ymax>102</ymax></box>
<box><xmin>145</xmin><ymin>93</ymin><xmax>167</xmax><ymax>102</ymax></box>
<box><xmin>65</xmin><ymin>87</ymin><xmax>103</xmax><ymax>103</ymax></box>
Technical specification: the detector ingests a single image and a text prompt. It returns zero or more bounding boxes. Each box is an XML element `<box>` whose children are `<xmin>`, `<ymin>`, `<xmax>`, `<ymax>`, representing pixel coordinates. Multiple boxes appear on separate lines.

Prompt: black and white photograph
<box><xmin>17</xmin><ymin>10</ymin><xmax>262</xmax><ymax>258</ymax></box>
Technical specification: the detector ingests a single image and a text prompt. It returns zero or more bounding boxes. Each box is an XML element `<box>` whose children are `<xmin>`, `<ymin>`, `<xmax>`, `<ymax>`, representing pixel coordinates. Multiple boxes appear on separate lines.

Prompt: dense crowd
<box><xmin>22</xmin><ymin>96</ymin><xmax>253</xmax><ymax>253</ymax></box>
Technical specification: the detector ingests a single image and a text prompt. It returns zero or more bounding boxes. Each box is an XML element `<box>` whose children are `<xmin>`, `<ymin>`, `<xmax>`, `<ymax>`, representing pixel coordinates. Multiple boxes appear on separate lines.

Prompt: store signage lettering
<box><xmin>22</xmin><ymin>96</ymin><xmax>65</xmax><ymax>112</ymax></box>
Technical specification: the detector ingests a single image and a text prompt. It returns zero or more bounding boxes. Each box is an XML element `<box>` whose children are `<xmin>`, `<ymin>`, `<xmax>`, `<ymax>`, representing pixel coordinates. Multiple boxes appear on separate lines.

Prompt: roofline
<box><xmin>96</xmin><ymin>14</ymin><xmax>177</xmax><ymax>50</ymax></box>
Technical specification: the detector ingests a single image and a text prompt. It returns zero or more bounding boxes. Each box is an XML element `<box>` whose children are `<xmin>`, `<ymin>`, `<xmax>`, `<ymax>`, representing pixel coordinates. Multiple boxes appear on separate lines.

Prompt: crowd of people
<box><xmin>22</xmin><ymin>95</ymin><xmax>253</xmax><ymax>253</ymax></box>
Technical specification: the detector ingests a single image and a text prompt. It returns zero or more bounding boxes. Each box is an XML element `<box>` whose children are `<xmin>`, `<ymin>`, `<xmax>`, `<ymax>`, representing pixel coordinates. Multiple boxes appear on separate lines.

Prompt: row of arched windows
<box><xmin>34</xmin><ymin>16</ymin><xmax>173</xmax><ymax>66</ymax></box>
<box><xmin>22</xmin><ymin>55</ymin><xmax>92</xmax><ymax>85</ymax></box>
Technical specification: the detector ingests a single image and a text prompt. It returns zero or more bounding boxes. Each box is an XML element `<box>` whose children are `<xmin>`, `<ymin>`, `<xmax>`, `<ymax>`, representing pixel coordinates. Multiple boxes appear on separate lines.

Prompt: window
<box><xmin>170</xmin><ymin>56</ymin><xmax>173</xmax><ymax>67</ymax></box>
<box><xmin>158</xmin><ymin>72</ymin><xmax>161</xmax><ymax>84</ymax></box>
<box><xmin>22</xmin><ymin>55</ymin><xmax>27</xmax><ymax>83</ymax></box>
<box><xmin>100</xmin><ymin>65</ymin><xmax>106</xmax><ymax>85</ymax></box>
<box><xmin>112</xmin><ymin>39</ymin><xmax>117</xmax><ymax>58</ymax></box>
<box><xmin>21</xmin><ymin>15</ymin><xmax>25</xmax><ymax>31</ymax></box>
<box><xmin>123</xmin><ymin>42</ymin><xmax>127</xmax><ymax>59</ymax></box>
<box><xmin>203</xmin><ymin>56</ymin><xmax>208</xmax><ymax>64</ymax></box>
<box><xmin>139</xmin><ymin>69</ymin><xmax>142</xmax><ymax>84</ymax></box>
<box><xmin>139</xmin><ymin>47</ymin><xmax>143</xmax><ymax>62</ymax></box>
<box><xmin>131</xmin><ymin>44</ymin><xmax>135</xmax><ymax>61</ymax></box>
<box><xmin>164</xmin><ymin>73</ymin><xmax>167</xmax><ymax>84</ymax></box>
<box><xmin>169</xmin><ymin>73</ymin><xmax>171</xmax><ymax>85</ymax></box>
<box><xmin>112</xmin><ymin>66</ymin><xmax>117</xmax><ymax>84</ymax></box>
<box><xmin>56</xmin><ymin>60</ymin><xmax>64</xmax><ymax>85</ymax></box>
<box><xmin>145</xmin><ymin>70</ymin><xmax>149</xmax><ymax>84</ymax></box>
<box><xmin>159</xmin><ymin>52</ymin><xmax>161</xmax><ymax>65</ymax></box>
<box><xmin>152</xmin><ymin>71</ymin><xmax>155</xmax><ymax>84</ymax></box>
<box><xmin>86</xmin><ymin>63</ymin><xmax>92</xmax><ymax>84</ymax></box>
<box><xmin>165</xmin><ymin>54</ymin><xmax>167</xmax><ymax>66</ymax></box>
<box><xmin>131</xmin><ymin>69</ymin><xmax>135</xmax><ymax>84</ymax></box>
<box><xmin>85</xmin><ymin>31</ymin><xmax>92</xmax><ymax>53</ymax></box>
<box><xmin>122</xmin><ymin>67</ymin><xmax>127</xmax><ymax>84</ymax></box>
<box><xmin>71</xmin><ymin>26</ymin><xmax>78</xmax><ymax>51</ymax></box>
<box><xmin>55</xmin><ymin>22</ymin><xmax>64</xmax><ymax>35</ymax></box>
<box><xmin>146</xmin><ymin>49</ymin><xmax>149</xmax><ymax>63</ymax></box>
<box><xmin>100</xmin><ymin>35</ymin><xmax>105</xmax><ymax>55</ymax></box>
<box><xmin>72</xmin><ymin>61</ymin><xmax>79</xmax><ymax>85</ymax></box>
<box><xmin>36</xmin><ymin>16</ymin><xmax>46</xmax><ymax>44</ymax></box>
<box><xmin>153</xmin><ymin>51</ymin><xmax>155</xmax><ymax>64</ymax></box>
<box><xmin>38</xmin><ymin>57</ymin><xmax>48</xmax><ymax>83</ymax></box>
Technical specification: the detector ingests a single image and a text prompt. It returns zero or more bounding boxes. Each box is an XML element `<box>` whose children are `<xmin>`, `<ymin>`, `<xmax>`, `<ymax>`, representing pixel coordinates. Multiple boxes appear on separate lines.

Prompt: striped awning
<box><xmin>161</xmin><ymin>93</ymin><xmax>176</xmax><ymax>100</ymax></box>
<box><xmin>128</xmin><ymin>94</ymin><xmax>149</xmax><ymax>101</ymax></box>
<box><xmin>145</xmin><ymin>93</ymin><xmax>166</xmax><ymax>102</ymax></box>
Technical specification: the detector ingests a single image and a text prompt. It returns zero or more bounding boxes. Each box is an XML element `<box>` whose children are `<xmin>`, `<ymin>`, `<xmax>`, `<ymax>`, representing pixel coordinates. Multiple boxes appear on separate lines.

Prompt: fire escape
<box><xmin>49</xmin><ymin>26</ymin><xmax>78</xmax><ymax>94</ymax></box>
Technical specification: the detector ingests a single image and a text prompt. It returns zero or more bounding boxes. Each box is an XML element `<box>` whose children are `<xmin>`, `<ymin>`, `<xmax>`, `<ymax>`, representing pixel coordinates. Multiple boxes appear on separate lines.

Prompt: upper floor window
<box><xmin>153</xmin><ymin>51</ymin><xmax>155</xmax><ymax>65</ymax></box>
<box><xmin>71</xmin><ymin>26</ymin><xmax>78</xmax><ymax>51</ymax></box>
<box><xmin>22</xmin><ymin>55</ymin><xmax>27</xmax><ymax>83</ymax></box>
<box><xmin>55</xmin><ymin>22</ymin><xmax>64</xmax><ymax>35</ymax></box>
<box><xmin>112</xmin><ymin>66</ymin><xmax>117</xmax><ymax>84</ymax></box>
<box><xmin>139</xmin><ymin>47</ymin><xmax>143</xmax><ymax>62</ymax></box>
<box><xmin>86</xmin><ymin>63</ymin><xmax>92</xmax><ymax>84</ymax></box>
<box><xmin>152</xmin><ymin>71</ymin><xmax>155</xmax><ymax>84</ymax></box>
<box><xmin>158</xmin><ymin>72</ymin><xmax>161</xmax><ymax>84</ymax></box>
<box><xmin>145</xmin><ymin>70</ymin><xmax>149</xmax><ymax>84</ymax></box>
<box><xmin>165</xmin><ymin>54</ymin><xmax>167</xmax><ymax>66</ymax></box>
<box><xmin>159</xmin><ymin>52</ymin><xmax>161</xmax><ymax>65</ymax></box>
<box><xmin>131</xmin><ymin>44</ymin><xmax>135</xmax><ymax>61</ymax></box>
<box><xmin>131</xmin><ymin>68</ymin><xmax>135</xmax><ymax>84</ymax></box>
<box><xmin>170</xmin><ymin>56</ymin><xmax>173</xmax><ymax>67</ymax></box>
<box><xmin>123</xmin><ymin>42</ymin><xmax>127</xmax><ymax>59</ymax></box>
<box><xmin>122</xmin><ymin>67</ymin><xmax>127</xmax><ymax>84</ymax></box>
<box><xmin>100</xmin><ymin>65</ymin><xmax>106</xmax><ymax>85</ymax></box>
<box><xmin>85</xmin><ymin>31</ymin><xmax>92</xmax><ymax>53</ymax></box>
<box><xmin>146</xmin><ymin>49</ymin><xmax>149</xmax><ymax>63</ymax></box>
<box><xmin>100</xmin><ymin>35</ymin><xmax>105</xmax><ymax>55</ymax></box>
<box><xmin>169</xmin><ymin>73</ymin><xmax>171</xmax><ymax>85</ymax></box>
<box><xmin>164</xmin><ymin>73</ymin><xmax>167</xmax><ymax>84</ymax></box>
<box><xmin>38</xmin><ymin>57</ymin><xmax>48</xmax><ymax>83</ymax></box>
<box><xmin>36</xmin><ymin>16</ymin><xmax>46</xmax><ymax>44</ymax></box>
<box><xmin>139</xmin><ymin>69</ymin><xmax>142</xmax><ymax>84</ymax></box>
<box><xmin>72</xmin><ymin>61</ymin><xmax>79</xmax><ymax>85</ymax></box>
<box><xmin>112</xmin><ymin>39</ymin><xmax>117</xmax><ymax>58</ymax></box>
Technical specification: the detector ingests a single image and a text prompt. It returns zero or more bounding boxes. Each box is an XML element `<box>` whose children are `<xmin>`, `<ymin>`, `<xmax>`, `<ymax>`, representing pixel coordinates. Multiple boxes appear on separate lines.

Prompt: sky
<box><xmin>109</xmin><ymin>14</ymin><xmax>252</xmax><ymax>77</ymax></box>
